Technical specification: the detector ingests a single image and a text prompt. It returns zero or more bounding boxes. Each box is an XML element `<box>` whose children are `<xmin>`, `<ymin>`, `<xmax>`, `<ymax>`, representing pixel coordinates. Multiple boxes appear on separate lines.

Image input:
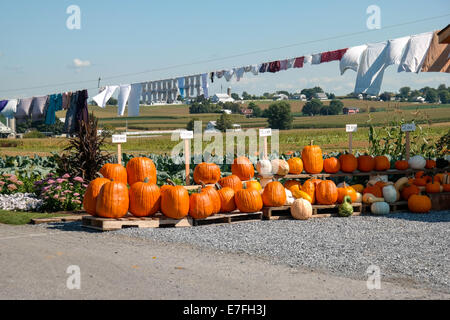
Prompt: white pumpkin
<box><xmin>408</xmin><ymin>155</ymin><xmax>426</xmax><ymax>169</ymax></box>
<box><xmin>285</xmin><ymin>189</ymin><xmax>295</xmax><ymax>205</ymax></box>
<box><xmin>371</xmin><ymin>202</ymin><xmax>390</xmax><ymax>215</ymax></box>
<box><xmin>256</xmin><ymin>160</ymin><xmax>272</xmax><ymax>177</ymax></box>
<box><xmin>291</xmin><ymin>198</ymin><xmax>313</xmax><ymax>220</ymax></box>
<box><xmin>271</xmin><ymin>159</ymin><xmax>290</xmax><ymax>176</ymax></box>
<box><xmin>382</xmin><ymin>185</ymin><xmax>398</xmax><ymax>203</ymax></box>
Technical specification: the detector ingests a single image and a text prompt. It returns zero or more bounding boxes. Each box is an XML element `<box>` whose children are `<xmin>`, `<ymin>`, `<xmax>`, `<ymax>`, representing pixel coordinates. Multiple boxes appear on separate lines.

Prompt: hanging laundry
<box><xmin>398</xmin><ymin>32</ymin><xmax>434</xmax><ymax>73</ymax></box>
<box><xmin>171</xmin><ymin>78</ymin><xmax>179</xmax><ymax>102</ymax></box>
<box><xmin>355</xmin><ymin>36</ymin><xmax>410</xmax><ymax>95</ymax></box>
<box><xmin>215</xmin><ymin>70</ymin><xmax>225</xmax><ymax>79</ymax></box>
<box><xmin>117</xmin><ymin>84</ymin><xmax>131</xmax><ymax>116</ymax></box>
<box><xmin>178</xmin><ymin>77</ymin><xmax>185</xmax><ymax>98</ymax></box>
<box><xmin>127</xmin><ymin>83</ymin><xmax>142</xmax><ymax>117</ymax></box>
<box><xmin>224</xmin><ymin>70</ymin><xmax>235</xmax><ymax>81</ymax></box>
<box><xmin>420</xmin><ymin>31</ymin><xmax>449</xmax><ymax>73</ymax></box>
<box><xmin>62</xmin><ymin>92</ymin><xmax>71</xmax><ymax>110</ymax></box>
<box><xmin>311</xmin><ymin>53</ymin><xmax>322</xmax><ymax>64</ymax></box>
<box><xmin>30</xmin><ymin>96</ymin><xmax>49</xmax><ymax>122</ymax></box>
<box><xmin>76</xmin><ymin>89</ymin><xmax>89</xmax><ymax>129</ymax></box>
<box><xmin>268</xmin><ymin>61</ymin><xmax>281</xmax><ymax>73</ymax></box>
<box><xmin>340</xmin><ymin>45</ymin><xmax>368</xmax><ymax>75</ymax></box>
<box><xmin>304</xmin><ymin>55</ymin><xmax>312</xmax><ymax>64</ymax></box>
<box><xmin>286</xmin><ymin>58</ymin><xmax>296</xmax><ymax>69</ymax></box>
<box><xmin>201</xmin><ymin>73</ymin><xmax>209</xmax><ymax>99</ymax></box>
<box><xmin>0</xmin><ymin>99</ymin><xmax>17</xmax><ymax>118</ymax></box>
<box><xmin>293</xmin><ymin>57</ymin><xmax>305</xmax><ymax>68</ymax></box>
<box><xmin>151</xmin><ymin>82</ymin><xmax>158</xmax><ymax>103</ymax></box>
<box><xmin>145</xmin><ymin>82</ymin><xmax>152</xmax><ymax>103</ymax></box>
<box><xmin>44</xmin><ymin>93</ymin><xmax>63</xmax><ymax>125</ymax></box>
<box><xmin>259</xmin><ymin>63</ymin><xmax>268</xmax><ymax>73</ymax></box>
<box><xmin>243</xmin><ymin>65</ymin><xmax>252</xmax><ymax>73</ymax></box>
<box><xmin>251</xmin><ymin>64</ymin><xmax>259</xmax><ymax>75</ymax></box>
<box><xmin>93</xmin><ymin>86</ymin><xmax>118</xmax><ymax>108</ymax></box>
<box><xmin>234</xmin><ymin>67</ymin><xmax>245</xmax><ymax>81</ymax></box>
<box><xmin>64</xmin><ymin>91</ymin><xmax>79</xmax><ymax>134</ymax></box>
<box><xmin>0</xmin><ymin>100</ymin><xmax>7</xmax><ymax>113</ymax></box>
<box><xmin>194</xmin><ymin>75</ymin><xmax>201</xmax><ymax>96</ymax></box>
<box><xmin>320</xmin><ymin>48</ymin><xmax>348</xmax><ymax>63</ymax></box>
<box><xmin>15</xmin><ymin>98</ymin><xmax>33</xmax><ymax>123</ymax></box>
<box><xmin>280</xmin><ymin>60</ymin><xmax>288</xmax><ymax>71</ymax></box>
<box><xmin>142</xmin><ymin>83</ymin><xmax>149</xmax><ymax>104</ymax></box>
<box><xmin>161</xmin><ymin>80</ymin><xmax>168</xmax><ymax>102</ymax></box>
<box><xmin>210</xmin><ymin>72</ymin><xmax>214</xmax><ymax>83</ymax></box>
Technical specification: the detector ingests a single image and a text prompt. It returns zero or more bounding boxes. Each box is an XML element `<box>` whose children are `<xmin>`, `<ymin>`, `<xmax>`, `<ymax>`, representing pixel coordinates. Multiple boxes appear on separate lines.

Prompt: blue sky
<box><xmin>0</xmin><ymin>0</ymin><xmax>449</xmax><ymax>100</ymax></box>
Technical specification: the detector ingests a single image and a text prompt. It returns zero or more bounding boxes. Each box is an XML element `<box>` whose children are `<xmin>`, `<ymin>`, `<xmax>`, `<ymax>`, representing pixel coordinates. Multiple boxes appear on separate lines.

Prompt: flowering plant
<box><xmin>34</xmin><ymin>173</ymin><xmax>87</xmax><ymax>212</ymax></box>
<box><xmin>0</xmin><ymin>173</ymin><xmax>26</xmax><ymax>195</ymax></box>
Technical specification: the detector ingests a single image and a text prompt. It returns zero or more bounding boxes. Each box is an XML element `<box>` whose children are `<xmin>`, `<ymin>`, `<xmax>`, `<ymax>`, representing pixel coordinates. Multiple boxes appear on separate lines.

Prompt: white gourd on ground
<box><xmin>371</xmin><ymin>202</ymin><xmax>390</xmax><ymax>214</ymax></box>
<box><xmin>291</xmin><ymin>198</ymin><xmax>312</xmax><ymax>220</ymax></box>
<box><xmin>382</xmin><ymin>185</ymin><xmax>398</xmax><ymax>203</ymax></box>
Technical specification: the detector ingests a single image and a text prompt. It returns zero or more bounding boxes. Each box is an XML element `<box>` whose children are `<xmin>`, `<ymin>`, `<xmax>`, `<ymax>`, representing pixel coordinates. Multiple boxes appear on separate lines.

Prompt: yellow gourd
<box><xmin>362</xmin><ymin>193</ymin><xmax>385</xmax><ymax>204</ymax></box>
<box><xmin>289</xmin><ymin>185</ymin><xmax>313</xmax><ymax>203</ymax></box>
<box><xmin>350</xmin><ymin>184</ymin><xmax>364</xmax><ymax>193</ymax></box>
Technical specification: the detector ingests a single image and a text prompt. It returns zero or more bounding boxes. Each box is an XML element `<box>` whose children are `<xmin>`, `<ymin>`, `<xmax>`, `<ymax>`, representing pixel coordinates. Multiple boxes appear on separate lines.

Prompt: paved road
<box><xmin>0</xmin><ymin>223</ymin><xmax>448</xmax><ymax>300</ymax></box>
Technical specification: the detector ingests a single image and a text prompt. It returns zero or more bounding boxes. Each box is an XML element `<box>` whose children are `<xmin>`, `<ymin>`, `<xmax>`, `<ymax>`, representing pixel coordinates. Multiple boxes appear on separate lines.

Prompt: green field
<box><xmin>1</xmin><ymin>99</ymin><xmax>448</xmax><ymax>156</ymax></box>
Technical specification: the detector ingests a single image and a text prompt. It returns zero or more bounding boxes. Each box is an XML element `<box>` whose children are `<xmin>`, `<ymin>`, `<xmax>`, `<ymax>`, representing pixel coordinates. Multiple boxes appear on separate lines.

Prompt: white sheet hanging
<box><xmin>93</xmin><ymin>86</ymin><xmax>118</xmax><ymax>108</ymax></box>
<box><xmin>398</xmin><ymin>32</ymin><xmax>433</xmax><ymax>73</ymax></box>
<box><xmin>127</xmin><ymin>83</ymin><xmax>142</xmax><ymax>117</ymax></box>
<box><xmin>117</xmin><ymin>85</ymin><xmax>131</xmax><ymax>117</ymax></box>
<box><xmin>0</xmin><ymin>99</ymin><xmax>17</xmax><ymax>118</ymax></box>
<box><xmin>340</xmin><ymin>45</ymin><xmax>368</xmax><ymax>75</ymax></box>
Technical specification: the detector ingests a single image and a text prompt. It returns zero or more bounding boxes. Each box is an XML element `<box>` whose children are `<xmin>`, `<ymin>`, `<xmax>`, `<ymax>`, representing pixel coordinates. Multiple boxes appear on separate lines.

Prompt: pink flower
<box><xmin>62</xmin><ymin>174</ymin><xmax>70</xmax><ymax>179</ymax></box>
<box><xmin>47</xmin><ymin>179</ymin><xmax>56</xmax><ymax>184</ymax></box>
<box><xmin>16</xmin><ymin>181</ymin><xmax>23</xmax><ymax>186</ymax></box>
<box><xmin>64</xmin><ymin>190</ymin><xmax>72</xmax><ymax>194</ymax></box>
<box><xmin>55</xmin><ymin>186</ymin><xmax>62</xmax><ymax>190</ymax></box>
<box><xmin>43</xmin><ymin>186</ymin><xmax>51</xmax><ymax>192</ymax></box>
<box><xmin>73</xmin><ymin>193</ymin><xmax>80</xmax><ymax>196</ymax></box>
<box><xmin>56</xmin><ymin>178</ymin><xmax>66</xmax><ymax>184</ymax></box>
<box><xmin>82</xmin><ymin>184</ymin><xmax>88</xmax><ymax>188</ymax></box>
<box><xmin>53</xmin><ymin>195</ymin><xmax>59</xmax><ymax>199</ymax></box>
<box><xmin>74</xmin><ymin>177</ymin><xmax>84</xmax><ymax>183</ymax></box>
<box><xmin>7</xmin><ymin>184</ymin><xmax>17</xmax><ymax>191</ymax></box>
<box><xmin>0</xmin><ymin>181</ymin><xmax>5</xmax><ymax>186</ymax></box>
<box><xmin>59</xmin><ymin>197</ymin><xmax>66</xmax><ymax>201</ymax></box>
<box><xmin>72</xmin><ymin>200</ymin><xmax>81</xmax><ymax>204</ymax></box>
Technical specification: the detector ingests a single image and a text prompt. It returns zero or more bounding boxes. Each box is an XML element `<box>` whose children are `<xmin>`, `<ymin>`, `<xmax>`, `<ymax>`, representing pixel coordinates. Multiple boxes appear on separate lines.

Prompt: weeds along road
<box><xmin>0</xmin><ymin>222</ymin><xmax>448</xmax><ymax>300</ymax></box>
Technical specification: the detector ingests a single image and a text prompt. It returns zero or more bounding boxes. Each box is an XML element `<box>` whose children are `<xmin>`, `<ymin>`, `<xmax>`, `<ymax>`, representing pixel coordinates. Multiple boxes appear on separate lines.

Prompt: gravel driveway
<box><xmin>113</xmin><ymin>211</ymin><xmax>450</xmax><ymax>293</ymax></box>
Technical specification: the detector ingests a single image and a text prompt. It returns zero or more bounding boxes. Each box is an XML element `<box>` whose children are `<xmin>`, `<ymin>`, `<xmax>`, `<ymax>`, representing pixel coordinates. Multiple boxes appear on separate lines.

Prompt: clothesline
<box><xmin>0</xmin><ymin>29</ymin><xmax>448</xmax><ymax>135</ymax></box>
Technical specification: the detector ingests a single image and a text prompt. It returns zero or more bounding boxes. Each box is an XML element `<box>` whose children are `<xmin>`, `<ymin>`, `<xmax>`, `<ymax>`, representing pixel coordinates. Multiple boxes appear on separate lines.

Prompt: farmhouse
<box><xmin>211</xmin><ymin>93</ymin><xmax>235</xmax><ymax>103</ymax></box>
<box><xmin>314</xmin><ymin>92</ymin><xmax>328</xmax><ymax>100</ymax></box>
<box><xmin>343</xmin><ymin>107</ymin><xmax>360</xmax><ymax>114</ymax></box>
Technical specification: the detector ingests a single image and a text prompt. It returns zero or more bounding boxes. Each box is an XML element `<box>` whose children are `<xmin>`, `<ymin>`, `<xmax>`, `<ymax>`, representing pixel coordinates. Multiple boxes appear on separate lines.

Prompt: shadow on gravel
<box><xmin>42</xmin><ymin>221</ymin><xmax>102</xmax><ymax>233</ymax></box>
<box><xmin>381</xmin><ymin>211</ymin><xmax>450</xmax><ymax>223</ymax></box>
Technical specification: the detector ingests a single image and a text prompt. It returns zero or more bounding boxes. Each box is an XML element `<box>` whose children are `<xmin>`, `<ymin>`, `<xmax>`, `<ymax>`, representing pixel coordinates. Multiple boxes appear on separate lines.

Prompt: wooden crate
<box><xmin>428</xmin><ymin>192</ymin><xmax>450</xmax><ymax>211</ymax></box>
<box><xmin>262</xmin><ymin>203</ymin><xmax>363</xmax><ymax>220</ymax></box>
<box><xmin>82</xmin><ymin>213</ymin><xmax>193</xmax><ymax>231</ymax></box>
<box><xmin>193</xmin><ymin>211</ymin><xmax>262</xmax><ymax>226</ymax></box>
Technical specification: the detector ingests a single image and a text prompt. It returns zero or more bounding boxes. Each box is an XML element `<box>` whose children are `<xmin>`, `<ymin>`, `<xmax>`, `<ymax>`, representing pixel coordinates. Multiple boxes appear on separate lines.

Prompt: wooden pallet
<box><xmin>427</xmin><ymin>192</ymin><xmax>450</xmax><ymax>211</ymax></box>
<box><xmin>31</xmin><ymin>215</ymin><xmax>88</xmax><ymax>225</ymax></box>
<box><xmin>193</xmin><ymin>211</ymin><xmax>262</xmax><ymax>226</ymax></box>
<box><xmin>82</xmin><ymin>213</ymin><xmax>193</xmax><ymax>231</ymax></box>
<box><xmin>362</xmin><ymin>201</ymin><xmax>409</xmax><ymax>214</ymax></box>
<box><xmin>262</xmin><ymin>203</ymin><xmax>363</xmax><ymax>220</ymax></box>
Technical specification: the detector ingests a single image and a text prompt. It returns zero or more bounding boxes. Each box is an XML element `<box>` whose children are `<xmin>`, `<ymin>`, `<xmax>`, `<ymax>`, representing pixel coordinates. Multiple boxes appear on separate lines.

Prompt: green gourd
<box><xmin>338</xmin><ymin>195</ymin><xmax>353</xmax><ymax>217</ymax></box>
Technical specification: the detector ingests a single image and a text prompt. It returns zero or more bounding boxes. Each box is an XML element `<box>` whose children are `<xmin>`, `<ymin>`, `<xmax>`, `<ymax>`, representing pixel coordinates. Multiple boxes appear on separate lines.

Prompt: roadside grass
<box><xmin>0</xmin><ymin>210</ymin><xmax>71</xmax><ymax>225</ymax></box>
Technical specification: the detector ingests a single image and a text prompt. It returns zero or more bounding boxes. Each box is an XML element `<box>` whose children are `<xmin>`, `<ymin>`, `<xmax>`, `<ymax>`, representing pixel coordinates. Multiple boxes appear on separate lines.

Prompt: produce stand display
<box><xmin>192</xmin><ymin>210</ymin><xmax>262</xmax><ymax>226</ymax></box>
<box><xmin>263</xmin><ymin>203</ymin><xmax>363</xmax><ymax>220</ymax></box>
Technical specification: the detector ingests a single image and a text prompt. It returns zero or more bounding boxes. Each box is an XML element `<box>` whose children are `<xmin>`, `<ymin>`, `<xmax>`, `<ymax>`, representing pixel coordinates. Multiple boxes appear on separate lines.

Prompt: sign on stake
<box><xmin>112</xmin><ymin>134</ymin><xmax>127</xmax><ymax>165</ymax></box>
<box><xmin>401</xmin><ymin>123</ymin><xmax>416</xmax><ymax>161</ymax></box>
<box><xmin>259</xmin><ymin>128</ymin><xmax>272</xmax><ymax>160</ymax></box>
<box><xmin>345</xmin><ymin>124</ymin><xmax>357</xmax><ymax>154</ymax></box>
<box><xmin>180</xmin><ymin>131</ymin><xmax>193</xmax><ymax>185</ymax></box>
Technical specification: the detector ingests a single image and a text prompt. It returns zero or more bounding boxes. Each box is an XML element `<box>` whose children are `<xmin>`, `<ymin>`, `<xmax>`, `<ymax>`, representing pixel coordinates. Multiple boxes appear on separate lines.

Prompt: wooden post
<box><xmin>117</xmin><ymin>144</ymin><xmax>122</xmax><ymax>165</ymax></box>
<box><xmin>184</xmin><ymin>138</ymin><xmax>190</xmax><ymax>186</ymax></box>
<box><xmin>263</xmin><ymin>136</ymin><xmax>268</xmax><ymax>160</ymax></box>
<box><xmin>348</xmin><ymin>132</ymin><xmax>353</xmax><ymax>154</ymax></box>
<box><xmin>405</xmin><ymin>131</ymin><xmax>410</xmax><ymax>161</ymax></box>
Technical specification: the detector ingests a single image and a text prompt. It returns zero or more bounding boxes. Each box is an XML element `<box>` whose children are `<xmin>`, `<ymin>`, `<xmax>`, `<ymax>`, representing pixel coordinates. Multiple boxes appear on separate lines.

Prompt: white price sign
<box><xmin>401</xmin><ymin>123</ymin><xmax>416</xmax><ymax>132</ymax></box>
<box><xmin>180</xmin><ymin>130</ymin><xmax>194</xmax><ymax>139</ymax></box>
<box><xmin>112</xmin><ymin>134</ymin><xmax>127</xmax><ymax>144</ymax></box>
<box><xmin>259</xmin><ymin>128</ymin><xmax>272</xmax><ymax>137</ymax></box>
<box><xmin>346</xmin><ymin>124</ymin><xmax>358</xmax><ymax>133</ymax></box>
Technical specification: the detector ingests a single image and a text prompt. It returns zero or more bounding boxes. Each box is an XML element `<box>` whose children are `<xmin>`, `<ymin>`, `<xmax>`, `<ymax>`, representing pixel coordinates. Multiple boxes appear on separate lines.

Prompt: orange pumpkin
<box><xmin>217</xmin><ymin>186</ymin><xmax>236</xmax><ymax>212</ymax></box>
<box><xmin>218</xmin><ymin>175</ymin><xmax>243</xmax><ymax>192</ymax></box>
<box><xmin>425</xmin><ymin>159</ymin><xmax>436</xmax><ymax>169</ymax></box>
<box><xmin>401</xmin><ymin>184</ymin><xmax>420</xmax><ymax>200</ymax></box>
<box><xmin>231</xmin><ymin>156</ymin><xmax>255</xmax><ymax>181</ymax></box>
<box><xmin>126</xmin><ymin>157</ymin><xmax>157</xmax><ymax>186</ymax></box>
<box><xmin>129</xmin><ymin>178</ymin><xmax>161</xmax><ymax>217</ymax></box>
<box><xmin>415</xmin><ymin>171</ymin><xmax>425</xmax><ymax>179</ymax></box>
<box><xmin>357</xmin><ymin>155</ymin><xmax>375</xmax><ymax>172</ymax></box>
<box><xmin>193</xmin><ymin>162</ymin><xmax>221</xmax><ymax>184</ymax></box>
<box><xmin>337</xmin><ymin>183</ymin><xmax>357</xmax><ymax>203</ymax></box>
<box><xmin>262</xmin><ymin>181</ymin><xmax>286</xmax><ymax>207</ymax></box>
<box><xmin>413</xmin><ymin>177</ymin><xmax>427</xmax><ymax>186</ymax></box>
<box><xmin>83</xmin><ymin>177</ymin><xmax>110</xmax><ymax>216</ymax></box>
<box><xmin>339</xmin><ymin>153</ymin><xmax>357</xmax><ymax>173</ymax></box>
<box><xmin>394</xmin><ymin>160</ymin><xmax>409</xmax><ymax>170</ymax></box>
<box><xmin>201</xmin><ymin>185</ymin><xmax>221</xmax><ymax>214</ymax></box>
<box><xmin>235</xmin><ymin>188</ymin><xmax>263</xmax><ymax>213</ymax></box>
<box><xmin>363</xmin><ymin>185</ymin><xmax>383</xmax><ymax>198</ymax></box>
<box><xmin>95</xmin><ymin>180</ymin><xmax>129</xmax><ymax>219</ymax></box>
<box><xmin>301</xmin><ymin>141</ymin><xmax>323</xmax><ymax>174</ymax></box>
<box><xmin>287</xmin><ymin>157</ymin><xmax>303</xmax><ymax>174</ymax></box>
<box><xmin>160</xmin><ymin>185</ymin><xmax>189</xmax><ymax>219</ymax></box>
<box><xmin>315</xmin><ymin>180</ymin><xmax>338</xmax><ymax>205</ymax></box>
<box><xmin>374</xmin><ymin>156</ymin><xmax>390</xmax><ymax>171</ymax></box>
<box><xmin>408</xmin><ymin>195</ymin><xmax>431</xmax><ymax>213</ymax></box>
<box><xmin>425</xmin><ymin>179</ymin><xmax>441</xmax><ymax>194</ymax></box>
<box><xmin>284</xmin><ymin>180</ymin><xmax>302</xmax><ymax>190</ymax></box>
<box><xmin>302</xmin><ymin>179</ymin><xmax>319</xmax><ymax>204</ymax></box>
<box><xmin>323</xmin><ymin>157</ymin><xmax>340</xmax><ymax>173</ymax></box>
<box><xmin>245</xmin><ymin>180</ymin><xmax>262</xmax><ymax>192</ymax></box>
<box><xmin>99</xmin><ymin>163</ymin><xmax>127</xmax><ymax>185</ymax></box>
<box><xmin>189</xmin><ymin>191</ymin><xmax>214</xmax><ymax>219</ymax></box>
<box><xmin>443</xmin><ymin>184</ymin><xmax>450</xmax><ymax>192</ymax></box>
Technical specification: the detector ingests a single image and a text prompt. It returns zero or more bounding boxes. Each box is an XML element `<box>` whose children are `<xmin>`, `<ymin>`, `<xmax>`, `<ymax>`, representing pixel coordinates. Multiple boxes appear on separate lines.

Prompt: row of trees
<box><xmin>302</xmin><ymin>99</ymin><xmax>344</xmax><ymax>116</ymax></box>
